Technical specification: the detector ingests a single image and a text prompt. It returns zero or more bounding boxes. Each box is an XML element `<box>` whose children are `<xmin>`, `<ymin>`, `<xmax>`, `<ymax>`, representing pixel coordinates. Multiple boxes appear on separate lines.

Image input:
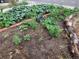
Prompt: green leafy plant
<box><xmin>42</xmin><ymin>17</ymin><xmax>62</xmax><ymax>37</ymax></box>
<box><xmin>26</xmin><ymin>21</ymin><xmax>37</xmax><ymax>29</ymax></box>
<box><xmin>24</xmin><ymin>34</ymin><xmax>31</xmax><ymax>41</ymax></box>
<box><xmin>18</xmin><ymin>21</ymin><xmax>37</xmax><ymax>31</ymax></box>
<box><xmin>18</xmin><ymin>24</ymin><xmax>28</xmax><ymax>31</ymax></box>
<box><xmin>12</xmin><ymin>34</ymin><xmax>22</xmax><ymax>45</ymax></box>
<box><xmin>47</xmin><ymin>25</ymin><xmax>62</xmax><ymax>37</ymax></box>
<box><xmin>0</xmin><ymin>4</ymin><xmax>78</xmax><ymax>28</ymax></box>
<box><xmin>0</xmin><ymin>22</ymin><xmax>4</xmax><ymax>28</ymax></box>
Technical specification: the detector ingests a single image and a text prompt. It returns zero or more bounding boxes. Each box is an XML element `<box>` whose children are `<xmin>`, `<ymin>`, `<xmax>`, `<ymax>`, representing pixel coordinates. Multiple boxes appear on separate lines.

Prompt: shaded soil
<box><xmin>0</xmin><ymin>23</ymin><xmax>73</xmax><ymax>59</ymax></box>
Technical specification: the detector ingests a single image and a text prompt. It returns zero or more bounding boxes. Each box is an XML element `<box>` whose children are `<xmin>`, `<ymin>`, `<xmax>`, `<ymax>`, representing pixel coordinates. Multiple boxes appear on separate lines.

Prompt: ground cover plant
<box><xmin>42</xmin><ymin>17</ymin><xmax>62</xmax><ymax>37</ymax></box>
<box><xmin>0</xmin><ymin>4</ymin><xmax>79</xmax><ymax>39</ymax></box>
<box><xmin>17</xmin><ymin>20</ymin><xmax>37</xmax><ymax>31</ymax></box>
<box><xmin>0</xmin><ymin>3</ymin><xmax>79</xmax><ymax>59</ymax></box>
<box><xmin>24</xmin><ymin>34</ymin><xmax>31</xmax><ymax>41</ymax></box>
<box><xmin>13</xmin><ymin>34</ymin><xmax>22</xmax><ymax>45</ymax></box>
<box><xmin>13</xmin><ymin>33</ymin><xmax>32</xmax><ymax>45</ymax></box>
<box><xmin>0</xmin><ymin>4</ymin><xmax>78</xmax><ymax>28</ymax></box>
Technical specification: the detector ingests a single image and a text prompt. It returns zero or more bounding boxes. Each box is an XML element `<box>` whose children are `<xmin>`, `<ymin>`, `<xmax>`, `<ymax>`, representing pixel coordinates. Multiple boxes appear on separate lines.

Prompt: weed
<box><xmin>26</xmin><ymin>21</ymin><xmax>37</xmax><ymax>29</ymax></box>
<box><xmin>12</xmin><ymin>34</ymin><xmax>22</xmax><ymax>45</ymax></box>
<box><xmin>48</xmin><ymin>25</ymin><xmax>62</xmax><ymax>37</ymax></box>
<box><xmin>18</xmin><ymin>21</ymin><xmax>37</xmax><ymax>31</ymax></box>
<box><xmin>42</xmin><ymin>17</ymin><xmax>62</xmax><ymax>37</ymax></box>
<box><xmin>17</xmin><ymin>24</ymin><xmax>28</xmax><ymax>31</ymax></box>
<box><xmin>24</xmin><ymin>34</ymin><xmax>31</xmax><ymax>41</ymax></box>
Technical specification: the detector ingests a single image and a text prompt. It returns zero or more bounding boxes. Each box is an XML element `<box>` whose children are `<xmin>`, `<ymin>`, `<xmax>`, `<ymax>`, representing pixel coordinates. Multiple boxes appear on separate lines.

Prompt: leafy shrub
<box><xmin>12</xmin><ymin>34</ymin><xmax>22</xmax><ymax>45</ymax></box>
<box><xmin>12</xmin><ymin>34</ymin><xmax>31</xmax><ymax>45</ymax></box>
<box><xmin>47</xmin><ymin>25</ymin><xmax>62</xmax><ymax>37</ymax></box>
<box><xmin>42</xmin><ymin>17</ymin><xmax>62</xmax><ymax>37</ymax></box>
<box><xmin>24</xmin><ymin>34</ymin><xmax>31</xmax><ymax>41</ymax></box>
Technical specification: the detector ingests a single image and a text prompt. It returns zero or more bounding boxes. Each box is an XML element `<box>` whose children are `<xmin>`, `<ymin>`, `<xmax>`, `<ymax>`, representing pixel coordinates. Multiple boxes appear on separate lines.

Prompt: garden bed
<box><xmin>0</xmin><ymin>22</ymin><xmax>71</xmax><ymax>59</ymax></box>
<box><xmin>0</xmin><ymin>4</ymin><xmax>79</xmax><ymax>59</ymax></box>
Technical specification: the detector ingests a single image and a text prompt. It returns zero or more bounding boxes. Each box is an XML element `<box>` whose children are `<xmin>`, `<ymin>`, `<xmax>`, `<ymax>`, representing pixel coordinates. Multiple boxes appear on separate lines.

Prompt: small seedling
<box><xmin>17</xmin><ymin>24</ymin><xmax>28</xmax><ymax>31</ymax></box>
<box><xmin>12</xmin><ymin>34</ymin><xmax>22</xmax><ymax>45</ymax></box>
<box><xmin>24</xmin><ymin>34</ymin><xmax>31</xmax><ymax>41</ymax></box>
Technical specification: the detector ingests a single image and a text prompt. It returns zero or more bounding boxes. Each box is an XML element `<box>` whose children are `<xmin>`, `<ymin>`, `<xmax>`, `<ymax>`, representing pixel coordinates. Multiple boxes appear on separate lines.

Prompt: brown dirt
<box><xmin>0</xmin><ymin>23</ymin><xmax>73</xmax><ymax>59</ymax></box>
